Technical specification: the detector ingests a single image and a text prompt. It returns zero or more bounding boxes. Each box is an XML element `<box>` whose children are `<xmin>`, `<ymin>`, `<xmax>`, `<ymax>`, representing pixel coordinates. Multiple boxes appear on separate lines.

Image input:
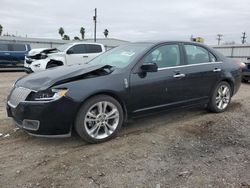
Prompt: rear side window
<box><xmin>86</xmin><ymin>44</ymin><xmax>102</xmax><ymax>53</ymax></box>
<box><xmin>184</xmin><ymin>45</ymin><xmax>210</xmax><ymax>64</ymax></box>
<box><xmin>68</xmin><ymin>44</ymin><xmax>86</xmax><ymax>54</ymax></box>
<box><xmin>0</xmin><ymin>44</ymin><xmax>9</xmax><ymax>51</ymax></box>
<box><xmin>11</xmin><ymin>44</ymin><xmax>26</xmax><ymax>51</ymax></box>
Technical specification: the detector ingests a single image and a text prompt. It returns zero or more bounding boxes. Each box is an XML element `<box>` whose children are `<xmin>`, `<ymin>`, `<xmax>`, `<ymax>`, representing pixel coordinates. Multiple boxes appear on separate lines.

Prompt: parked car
<box><xmin>7</xmin><ymin>41</ymin><xmax>242</xmax><ymax>143</ymax></box>
<box><xmin>24</xmin><ymin>42</ymin><xmax>105</xmax><ymax>73</ymax></box>
<box><xmin>0</xmin><ymin>43</ymin><xmax>31</xmax><ymax>67</ymax></box>
<box><xmin>242</xmin><ymin>57</ymin><xmax>250</xmax><ymax>83</ymax></box>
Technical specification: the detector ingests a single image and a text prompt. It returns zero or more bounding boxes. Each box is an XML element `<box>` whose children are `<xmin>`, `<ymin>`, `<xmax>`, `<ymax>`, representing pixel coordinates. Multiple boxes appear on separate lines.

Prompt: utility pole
<box><xmin>241</xmin><ymin>32</ymin><xmax>247</xmax><ymax>44</ymax></box>
<box><xmin>217</xmin><ymin>34</ymin><xmax>223</xmax><ymax>45</ymax></box>
<box><xmin>93</xmin><ymin>8</ymin><xmax>97</xmax><ymax>42</ymax></box>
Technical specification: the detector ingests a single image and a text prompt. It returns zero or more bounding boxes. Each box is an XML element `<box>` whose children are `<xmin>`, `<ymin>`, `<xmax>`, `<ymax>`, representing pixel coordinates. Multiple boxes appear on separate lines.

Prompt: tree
<box><xmin>103</xmin><ymin>29</ymin><xmax>109</xmax><ymax>38</ymax></box>
<box><xmin>58</xmin><ymin>27</ymin><xmax>65</xmax><ymax>38</ymax></box>
<box><xmin>63</xmin><ymin>34</ymin><xmax>70</xmax><ymax>40</ymax></box>
<box><xmin>0</xmin><ymin>24</ymin><xmax>3</xmax><ymax>36</ymax></box>
<box><xmin>74</xmin><ymin>36</ymin><xmax>80</xmax><ymax>40</ymax></box>
<box><xmin>80</xmin><ymin>27</ymin><xmax>85</xmax><ymax>39</ymax></box>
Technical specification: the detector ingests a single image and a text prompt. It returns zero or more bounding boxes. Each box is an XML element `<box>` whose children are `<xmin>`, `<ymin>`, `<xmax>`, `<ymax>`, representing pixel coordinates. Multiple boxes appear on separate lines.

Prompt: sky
<box><xmin>0</xmin><ymin>0</ymin><xmax>250</xmax><ymax>45</ymax></box>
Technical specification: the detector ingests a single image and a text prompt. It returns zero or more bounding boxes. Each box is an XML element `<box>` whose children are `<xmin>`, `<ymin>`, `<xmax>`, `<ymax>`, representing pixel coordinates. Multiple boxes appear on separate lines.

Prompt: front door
<box><xmin>129</xmin><ymin>43</ymin><xmax>190</xmax><ymax>114</ymax></box>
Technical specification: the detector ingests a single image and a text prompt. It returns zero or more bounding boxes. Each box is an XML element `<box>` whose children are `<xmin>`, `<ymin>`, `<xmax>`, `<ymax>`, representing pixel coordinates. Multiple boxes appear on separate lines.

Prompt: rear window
<box><xmin>0</xmin><ymin>44</ymin><xmax>9</xmax><ymax>51</ymax></box>
<box><xmin>184</xmin><ymin>44</ymin><xmax>210</xmax><ymax>64</ymax></box>
<box><xmin>86</xmin><ymin>44</ymin><xmax>102</xmax><ymax>53</ymax></box>
<box><xmin>11</xmin><ymin>44</ymin><xmax>26</xmax><ymax>51</ymax></box>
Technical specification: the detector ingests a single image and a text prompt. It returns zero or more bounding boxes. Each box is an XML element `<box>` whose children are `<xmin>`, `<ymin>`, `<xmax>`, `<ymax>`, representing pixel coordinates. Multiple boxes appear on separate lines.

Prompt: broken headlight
<box><xmin>28</xmin><ymin>89</ymin><xmax>68</xmax><ymax>101</ymax></box>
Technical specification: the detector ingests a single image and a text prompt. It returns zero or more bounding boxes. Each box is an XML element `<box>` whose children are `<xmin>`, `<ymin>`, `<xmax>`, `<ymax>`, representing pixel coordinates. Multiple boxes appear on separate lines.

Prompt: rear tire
<box><xmin>242</xmin><ymin>79</ymin><xmax>248</xmax><ymax>83</ymax></box>
<box><xmin>75</xmin><ymin>95</ymin><xmax>124</xmax><ymax>143</ymax></box>
<box><xmin>208</xmin><ymin>81</ymin><xmax>232</xmax><ymax>113</ymax></box>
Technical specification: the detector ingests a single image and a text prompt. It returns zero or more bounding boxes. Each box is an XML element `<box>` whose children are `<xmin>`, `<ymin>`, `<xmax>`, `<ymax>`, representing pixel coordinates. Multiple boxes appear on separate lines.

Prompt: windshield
<box><xmin>56</xmin><ymin>43</ymin><xmax>72</xmax><ymax>52</ymax></box>
<box><xmin>88</xmin><ymin>43</ymin><xmax>152</xmax><ymax>68</ymax></box>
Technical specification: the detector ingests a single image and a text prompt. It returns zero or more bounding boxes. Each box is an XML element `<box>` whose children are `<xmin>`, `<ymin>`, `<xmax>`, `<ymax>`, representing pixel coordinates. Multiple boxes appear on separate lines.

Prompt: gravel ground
<box><xmin>0</xmin><ymin>72</ymin><xmax>249</xmax><ymax>188</ymax></box>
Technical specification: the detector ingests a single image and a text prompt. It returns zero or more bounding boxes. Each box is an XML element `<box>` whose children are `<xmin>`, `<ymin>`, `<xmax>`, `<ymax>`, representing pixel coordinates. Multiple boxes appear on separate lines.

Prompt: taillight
<box><xmin>235</xmin><ymin>60</ymin><xmax>246</xmax><ymax>69</ymax></box>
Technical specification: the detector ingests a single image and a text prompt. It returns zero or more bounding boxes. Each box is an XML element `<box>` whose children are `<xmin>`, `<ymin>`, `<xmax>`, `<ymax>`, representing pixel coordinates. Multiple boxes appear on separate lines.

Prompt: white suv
<box><xmin>24</xmin><ymin>42</ymin><xmax>105</xmax><ymax>73</ymax></box>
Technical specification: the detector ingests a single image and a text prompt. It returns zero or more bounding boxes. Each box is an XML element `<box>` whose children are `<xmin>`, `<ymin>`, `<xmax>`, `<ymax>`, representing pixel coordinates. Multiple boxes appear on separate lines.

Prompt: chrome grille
<box><xmin>8</xmin><ymin>87</ymin><xmax>31</xmax><ymax>108</ymax></box>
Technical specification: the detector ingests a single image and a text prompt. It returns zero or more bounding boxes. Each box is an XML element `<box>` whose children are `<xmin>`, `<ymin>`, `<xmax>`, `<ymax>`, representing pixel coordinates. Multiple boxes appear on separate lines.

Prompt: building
<box><xmin>0</xmin><ymin>36</ymin><xmax>129</xmax><ymax>50</ymax></box>
<box><xmin>212</xmin><ymin>44</ymin><xmax>250</xmax><ymax>62</ymax></box>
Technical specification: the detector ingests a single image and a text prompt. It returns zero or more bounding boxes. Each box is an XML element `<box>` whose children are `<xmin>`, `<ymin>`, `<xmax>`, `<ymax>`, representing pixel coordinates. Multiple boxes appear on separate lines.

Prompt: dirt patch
<box><xmin>0</xmin><ymin>72</ymin><xmax>250</xmax><ymax>188</ymax></box>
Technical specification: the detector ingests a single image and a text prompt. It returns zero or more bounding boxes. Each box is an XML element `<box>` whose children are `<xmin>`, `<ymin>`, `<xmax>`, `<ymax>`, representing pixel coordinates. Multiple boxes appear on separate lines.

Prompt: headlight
<box><xmin>28</xmin><ymin>88</ymin><xmax>68</xmax><ymax>101</ymax></box>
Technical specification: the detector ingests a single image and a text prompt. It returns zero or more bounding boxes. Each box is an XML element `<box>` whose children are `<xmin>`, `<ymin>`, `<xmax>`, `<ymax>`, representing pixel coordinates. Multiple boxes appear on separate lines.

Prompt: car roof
<box><xmin>70</xmin><ymin>42</ymin><xmax>104</xmax><ymax>46</ymax></box>
<box><xmin>132</xmin><ymin>40</ymin><xmax>207</xmax><ymax>46</ymax></box>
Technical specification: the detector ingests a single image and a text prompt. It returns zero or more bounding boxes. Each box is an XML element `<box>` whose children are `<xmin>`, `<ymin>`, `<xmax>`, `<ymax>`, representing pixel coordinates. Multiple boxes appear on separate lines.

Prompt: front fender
<box><xmin>29</xmin><ymin>59</ymin><xmax>50</xmax><ymax>72</ymax></box>
<box><xmin>50</xmin><ymin>56</ymin><xmax>65</xmax><ymax>63</ymax></box>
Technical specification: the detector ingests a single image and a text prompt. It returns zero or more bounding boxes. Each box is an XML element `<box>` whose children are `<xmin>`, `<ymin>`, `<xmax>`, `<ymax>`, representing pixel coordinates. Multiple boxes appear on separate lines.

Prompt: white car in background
<box><xmin>24</xmin><ymin>42</ymin><xmax>105</xmax><ymax>73</ymax></box>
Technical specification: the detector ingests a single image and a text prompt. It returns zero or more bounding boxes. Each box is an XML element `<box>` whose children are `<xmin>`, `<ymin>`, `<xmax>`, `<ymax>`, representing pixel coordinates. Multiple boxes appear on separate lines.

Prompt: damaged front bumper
<box><xmin>6</xmin><ymin>97</ymin><xmax>79</xmax><ymax>137</ymax></box>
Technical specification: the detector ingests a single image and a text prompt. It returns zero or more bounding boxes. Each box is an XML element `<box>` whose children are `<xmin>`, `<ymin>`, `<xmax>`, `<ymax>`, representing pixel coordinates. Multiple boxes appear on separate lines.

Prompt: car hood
<box><xmin>27</xmin><ymin>48</ymin><xmax>59</xmax><ymax>57</ymax></box>
<box><xmin>16</xmin><ymin>64</ymin><xmax>114</xmax><ymax>91</ymax></box>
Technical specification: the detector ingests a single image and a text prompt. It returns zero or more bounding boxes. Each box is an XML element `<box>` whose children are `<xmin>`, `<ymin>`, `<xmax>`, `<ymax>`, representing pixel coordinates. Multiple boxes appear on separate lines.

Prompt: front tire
<box><xmin>46</xmin><ymin>63</ymin><xmax>58</xmax><ymax>69</ymax></box>
<box><xmin>75</xmin><ymin>95</ymin><xmax>124</xmax><ymax>143</ymax></box>
<box><xmin>208</xmin><ymin>81</ymin><xmax>232</xmax><ymax>113</ymax></box>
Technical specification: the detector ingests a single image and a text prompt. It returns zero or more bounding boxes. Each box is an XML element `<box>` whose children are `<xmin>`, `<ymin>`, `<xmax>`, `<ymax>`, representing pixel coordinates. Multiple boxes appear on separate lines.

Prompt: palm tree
<box><xmin>103</xmin><ymin>29</ymin><xmax>109</xmax><ymax>38</ymax></box>
<box><xmin>0</xmin><ymin>25</ymin><xmax>3</xmax><ymax>36</ymax></box>
<box><xmin>80</xmin><ymin>27</ymin><xmax>85</xmax><ymax>39</ymax></box>
<box><xmin>58</xmin><ymin>27</ymin><xmax>65</xmax><ymax>38</ymax></box>
<box><xmin>63</xmin><ymin>34</ymin><xmax>70</xmax><ymax>40</ymax></box>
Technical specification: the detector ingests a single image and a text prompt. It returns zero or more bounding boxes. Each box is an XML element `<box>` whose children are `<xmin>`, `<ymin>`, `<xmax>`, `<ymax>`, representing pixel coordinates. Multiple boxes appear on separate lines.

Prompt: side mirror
<box><xmin>66</xmin><ymin>49</ymin><xmax>74</xmax><ymax>55</ymax></box>
<box><xmin>141</xmin><ymin>63</ymin><xmax>158</xmax><ymax>73</ymax></box>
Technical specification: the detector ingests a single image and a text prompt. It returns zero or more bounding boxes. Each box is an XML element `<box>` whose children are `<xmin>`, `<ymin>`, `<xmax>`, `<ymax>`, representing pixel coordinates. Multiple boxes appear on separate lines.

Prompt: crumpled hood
<box><xmin>16</xmin><ymin>64</ymin><xmax>112</xmax><ymax>91</ymax></box>
<box><xmin>28</xmin><ymin>48</ymin><xmax>58</xmax><ymax>57</ymax></box>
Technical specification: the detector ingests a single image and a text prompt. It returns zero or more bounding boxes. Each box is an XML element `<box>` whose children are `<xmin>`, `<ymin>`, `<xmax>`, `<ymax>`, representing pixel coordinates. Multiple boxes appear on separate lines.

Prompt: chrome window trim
<box><xmin>158</xmin><ymin>62</ymin><xmax>223</xmax><ymax>71</ymax></box>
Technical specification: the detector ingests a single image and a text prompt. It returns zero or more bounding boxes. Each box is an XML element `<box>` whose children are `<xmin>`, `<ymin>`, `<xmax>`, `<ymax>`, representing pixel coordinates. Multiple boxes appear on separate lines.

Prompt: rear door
<box><xmin>10</xmin><ymin>44</ymin><xmax>27</xmax><ymax>62</ymax></box>
<box><xmin>66</xmin><ymin>44</ymin><xmax>104</xmax><ymax>65</ymax></box>
<box><xmin>66</xmin><ymin>44</ymin><xmax>88</xmax><ymax>65</ymax></box>
<box><xmin>0</xmin><ymin>43</ymin><xmax>10</xmax><ymax>61</ymax></box>
<box><xmin>84</xmin><ymin>44</ymin><xmax>104</xmax><ymax>61</ymax></box>
<box><xmin>181</xmin><ymin>43</ymin><xmax>222</xmax><ymax>100</ymax></box>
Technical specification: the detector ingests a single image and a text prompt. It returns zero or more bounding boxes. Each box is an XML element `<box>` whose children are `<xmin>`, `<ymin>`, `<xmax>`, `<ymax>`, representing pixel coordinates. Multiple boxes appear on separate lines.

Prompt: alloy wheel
<box><xmin>215</xmin><ymin>85</ymin><xmax>231</xmax><ymax>110</ymax></box>
<box><xmin>84</xmin><ymin>101</ymin><xmax>120</xmax><ymax>139</ymax></box>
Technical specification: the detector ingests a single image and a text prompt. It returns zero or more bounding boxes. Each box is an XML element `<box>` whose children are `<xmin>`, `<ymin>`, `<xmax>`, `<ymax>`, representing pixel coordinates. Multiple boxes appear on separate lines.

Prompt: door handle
<box><xmin>213</xmin><ymin>68</ymin><xmax>221</xmax><ymax>72</ymax></box>
<box><xmin>83</xmin><ymin>56</ymin><xmax>88</xmax><ymax>58</ymax></box>
<box><xmin>173</xmin><ymin>73</ymin><xmax>186</xmax><ymax>78</ymax></box>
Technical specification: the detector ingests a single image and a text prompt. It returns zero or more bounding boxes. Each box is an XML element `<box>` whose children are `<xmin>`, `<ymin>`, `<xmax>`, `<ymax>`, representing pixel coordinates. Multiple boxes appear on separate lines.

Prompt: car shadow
<box><xmin>7</xmin><ymin>101</ymin><xmax>242</xmax><ymax>147</ymax></box>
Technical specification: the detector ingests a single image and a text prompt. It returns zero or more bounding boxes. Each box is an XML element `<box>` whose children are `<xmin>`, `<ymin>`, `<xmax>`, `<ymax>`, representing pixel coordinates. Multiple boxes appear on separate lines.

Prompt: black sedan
<box><xmin>6</xmin><ymin>41</ymin><xmax>242</xmax><ymax>143</ymax></box>
<box><xmin>242</xmin><ymin>57</ymin><xmax>250</xmax><ymax>83</ymax></box>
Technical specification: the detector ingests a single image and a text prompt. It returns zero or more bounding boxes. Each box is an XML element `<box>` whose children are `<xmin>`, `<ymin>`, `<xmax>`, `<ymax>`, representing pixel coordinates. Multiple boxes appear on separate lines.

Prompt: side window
<box><xmin>0</xmin><ymin>44</ymin><xmax>9</xmax><ymax>51</ymax></box>
<box><xmin>184</xmin><ymin>45</ymin><xmax>210</xmax><ymax>64</ymax></box>
<box><xmin>143</xmin><ymin>44</ymin><xmax>181</xmax><ymax>68</ymax></box>
<box><xmin>11</xmin><ymin>44</ymin><xmax>26</xmax><ymax>51</ymax></box>
<box><xmin>68</xmin><ymin>44</ymin><xmax>86</xmax><ymax>54</ymax></box>
<box><xmin>86</xmin><ymin>44</ymin><xmax>102</xmax><ymax>53</ymax></box>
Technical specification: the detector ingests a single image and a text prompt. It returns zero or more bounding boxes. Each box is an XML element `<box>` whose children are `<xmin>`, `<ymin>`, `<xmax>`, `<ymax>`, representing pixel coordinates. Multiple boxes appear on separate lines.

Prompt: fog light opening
<box><xmin>22</xmin><ymin>119</ymin><xmax>40</xmax><ymax>131</ymax></box>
